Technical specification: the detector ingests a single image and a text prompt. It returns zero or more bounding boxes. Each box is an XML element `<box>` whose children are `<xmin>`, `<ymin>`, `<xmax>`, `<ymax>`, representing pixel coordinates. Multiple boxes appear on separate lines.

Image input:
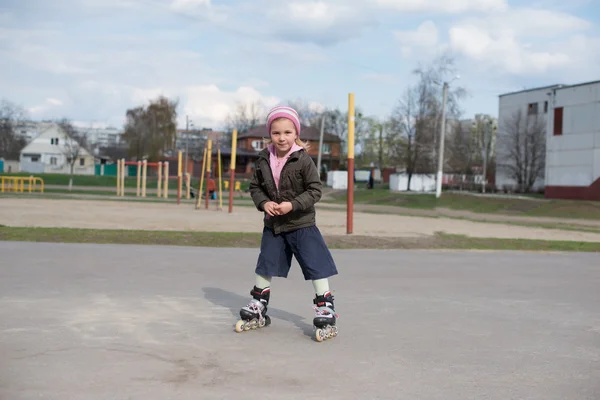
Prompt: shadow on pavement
<box><xmin>202</xmin><ymin>287</ymin><xmax>314</xmax><ymax>338</ymax></box>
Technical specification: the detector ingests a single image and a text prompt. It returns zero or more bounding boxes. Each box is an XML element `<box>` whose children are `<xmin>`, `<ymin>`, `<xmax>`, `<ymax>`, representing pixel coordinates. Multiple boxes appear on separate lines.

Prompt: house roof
<box><xmin>19</xmin><ymin>123</ymin><xmax>92</xmax><ymax>156</ymax></box>
<box><xmin>498</xmin><ymin>84</ymin><xmax>565</xmax><ymax>97</ymax></box>
<box><xmin>238</xmin><ymin>124</ymin><xmax>342</xmax><ymax>143</ymax></box>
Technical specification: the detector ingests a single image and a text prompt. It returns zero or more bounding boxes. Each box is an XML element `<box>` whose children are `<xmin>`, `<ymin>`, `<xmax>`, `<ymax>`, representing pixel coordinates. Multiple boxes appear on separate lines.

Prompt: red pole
<box><xmin>347</xmin><ymin>159</ymin><xmax>354</xmax><ymax>234</ymax></box>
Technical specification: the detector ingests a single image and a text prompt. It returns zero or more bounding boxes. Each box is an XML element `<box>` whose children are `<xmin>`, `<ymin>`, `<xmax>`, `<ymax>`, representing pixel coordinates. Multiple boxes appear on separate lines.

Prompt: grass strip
<box><xmin>1</xmin><ymin>226</ymin><xmax>599</xmax><ymax>252</ymax></box>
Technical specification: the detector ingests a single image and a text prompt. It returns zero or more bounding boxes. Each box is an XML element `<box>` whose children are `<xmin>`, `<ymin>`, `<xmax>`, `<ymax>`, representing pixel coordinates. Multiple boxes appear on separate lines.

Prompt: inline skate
<box><xmin>313</xmin><ymin>291</ymin><xmax>338</xmax><ymax>342</ymax></box>
<box><xmin>235</xmin><ymin>286</ymin><xmax>271</xmax><ymax>332</ymax></box>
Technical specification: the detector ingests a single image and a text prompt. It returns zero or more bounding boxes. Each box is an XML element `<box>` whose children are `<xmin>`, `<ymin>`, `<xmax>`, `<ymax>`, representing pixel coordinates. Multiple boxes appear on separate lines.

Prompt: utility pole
<box><xmin>435</xmin><ymin>82</ymin><xmax>448</xmax><ymax>199</ymax></box>
<box><xmin>378</xmin><ymin>123</ymin><xmax>383</xmax><ymax>169</ymax></box>
<box><xmin>316</xmin><ymin>115</ymin><xmax>325</xmax><ymax>178</ymax></box>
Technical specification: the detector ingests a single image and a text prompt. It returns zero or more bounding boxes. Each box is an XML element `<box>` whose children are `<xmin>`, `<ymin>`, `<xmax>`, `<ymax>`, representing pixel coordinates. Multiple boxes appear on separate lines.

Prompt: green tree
<box><xmin>122</xmin><ymin>96</ymin><xmax>178</xmax><ymax>161</ymax></box>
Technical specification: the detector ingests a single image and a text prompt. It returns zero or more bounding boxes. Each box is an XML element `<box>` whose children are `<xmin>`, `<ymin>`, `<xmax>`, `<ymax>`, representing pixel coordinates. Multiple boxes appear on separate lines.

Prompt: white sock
<box><xmin>312</xmin><ymin>278</ymin><xmax>330</xmax><ymax>296</ymax></box>
<box><xmin>255</xmin><ymin>274</ymin><xmax>272</xmax><ymax>289</ymax></box>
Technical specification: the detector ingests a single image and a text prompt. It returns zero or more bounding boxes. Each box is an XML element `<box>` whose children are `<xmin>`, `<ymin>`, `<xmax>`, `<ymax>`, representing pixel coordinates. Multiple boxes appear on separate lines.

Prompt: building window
<box><xmin>251</xmin><ymin>140</ymin><xmax>264</xmax><ymax>150</ymax></box>
<box><xmin>79</xmin><ymin>157</ymin><xmax>85</xmax><ymax>166</ymax></box>
<box><xmin>50</xmin><ymin>157</ymin><xmax>57</xmax><ymax>165</ymax></box>
<box><xmin>553</xmin><ymin>107</ymin><xmax>563</xmax><ymax>136</ymax></box>
<box><xmin>544</xmin><ymin>101</ymin><xmax>548</xmax><ymax>113</ymax></box>
<box><xmin>528</xmin><ymin>103</ymin><xmax>538</xmax><ymax>115</ymax></box>
<box><xmin>321</xmin><ymin>143</ymin><xmax>331</xmax><ymax>154</ymax></box>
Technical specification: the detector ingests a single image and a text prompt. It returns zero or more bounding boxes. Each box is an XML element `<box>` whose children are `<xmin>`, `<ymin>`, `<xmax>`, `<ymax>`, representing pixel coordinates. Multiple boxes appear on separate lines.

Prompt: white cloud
<box><xmin>170</xmin><ymin>0</ymin><xmax>211</xmax><ymax>10</ymax></box>
<box><xmin>46</xmin><ymin>98</ymin><xmax>63</xmax><ymax>106</ymax></box>
<box><xmin>27</xmin><ymin>97</ymin><xmax>65</xmax><ymax>115</ymax></box>
<box><xmin>285</xmin><ymin>1</ymin><xmax>353</xmax><ymax>27</ymax></box>
<box><xmin>265</xmin><ymin>0</ymin><xmax>374</xmax><ymax>45</ymax></box>
<box><xmin>183</xmin><ymin>85</ymin><xmax>280</xmax><ymax>129</ymax></box>
<box><xmin>449</xmin><ymin>24</ymin><xmax>571</xmax><ymax>73</ymax></box>
<box><xmin>394</xmin><ymin>20</ymin><xmax>439</xmax><ymax>57</ymax></box>
<box><xmin>446</xmin><ymin>7</ymin><xmax>592</xmax><ymax>74</ymax></box>
<box><xmin>376</xmin><ymin>0</ymin><xmax>507</xmax><ymax>13</ymax></box>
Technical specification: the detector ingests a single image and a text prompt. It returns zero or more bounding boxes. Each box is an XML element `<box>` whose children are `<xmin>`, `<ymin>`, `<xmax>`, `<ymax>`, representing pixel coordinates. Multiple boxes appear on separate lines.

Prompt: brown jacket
<box><xmin>249</xmin><ymin>148</ymin><xmax>322</xmax><ymax>234</ymax></box>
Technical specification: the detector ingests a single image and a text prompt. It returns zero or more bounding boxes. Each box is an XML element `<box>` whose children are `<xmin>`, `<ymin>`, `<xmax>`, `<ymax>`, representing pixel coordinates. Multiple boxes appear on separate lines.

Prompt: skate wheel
<box><xmin>250</xmin><ymin>319</ymin><xmax>258</xmax><ymax>329</ymax></box>
<box><xmin>234</xmin><ymin>320</ymin><xmax>245</xmax><ymax>333</ymax></box>
<box><xmin>315</xmin><ymin>329</ymin><xmax>325</xmax><ymax>342</ymax></box>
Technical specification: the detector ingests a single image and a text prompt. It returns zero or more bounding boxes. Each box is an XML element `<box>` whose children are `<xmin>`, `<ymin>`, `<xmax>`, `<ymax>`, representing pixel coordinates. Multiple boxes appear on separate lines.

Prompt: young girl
<box><xmin>235</xmin><ymin>105</ymin><xmax>339</xmax><ymax>341</ymax></box>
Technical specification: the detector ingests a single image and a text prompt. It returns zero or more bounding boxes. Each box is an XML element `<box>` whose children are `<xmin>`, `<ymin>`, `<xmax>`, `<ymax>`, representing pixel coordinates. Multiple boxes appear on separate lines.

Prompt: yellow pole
<box><xmin>347</xmin><ymin>92</ymin><xmax>355</xmax><ymax>234</ymax></box>
<box><xmin>163</xmin><ymin>161</ymin><xmax>169</xmax><ymax>198</ymax></box>
<box><xmin>136</xmin><ymin>161</ymin><xmax>141</xmax><ymax>197</ymax></box>
<box><xmin>116</xmin><ymin>160</ymin><xmax>121</xmax><ymax>196</ymax></box>
<box><xmin>195</xmin><ymin>147</ymin><xmax>207</xmax><ymax>209</ymax></box>
<box><xmin>228</xmin><ymin>129</ymin><xmax>237</xmax><ymax>213</ymax></box>
<box><xmin>157</xmin><ymin>161</ymin><xmax>162</xmax><ymax>197</ymax></box>
<box><xmin>142</xmin><ymin>160</ymin><xmax>147</xmax><ymax>197</ymax></box>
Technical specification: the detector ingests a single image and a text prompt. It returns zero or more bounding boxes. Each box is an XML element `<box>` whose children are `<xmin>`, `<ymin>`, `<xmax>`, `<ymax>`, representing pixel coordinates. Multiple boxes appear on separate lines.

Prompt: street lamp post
<box><xmin>435</xmin><ymin>82</ymin><xmax>449</xmax><ymax>199</ymax></box>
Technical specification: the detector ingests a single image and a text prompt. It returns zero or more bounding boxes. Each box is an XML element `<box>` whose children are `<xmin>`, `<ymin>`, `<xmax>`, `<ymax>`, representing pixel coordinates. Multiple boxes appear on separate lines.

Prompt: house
<box><xmin>231</xmin><ymin>124</ymin><xmax>342</xmax><ymax>175</ymax></box>
<box><xmin>496</xmin><ymin>80</ymin><xmax>600</xmax><ymax>200</ymax></box>
<box><xmin>545</xmin><ymin>80</ymin><xmax>600</xmax><ymax>200</ymax></box>
<box><xmin>19</xmin><ymin>123</ymin><xmax>95</xmax><ymax>175</ymax></box>
<box><xmin>175</xmin><ymin>124</ymin><xmax>342</xmax><ymax>179</ymax></box>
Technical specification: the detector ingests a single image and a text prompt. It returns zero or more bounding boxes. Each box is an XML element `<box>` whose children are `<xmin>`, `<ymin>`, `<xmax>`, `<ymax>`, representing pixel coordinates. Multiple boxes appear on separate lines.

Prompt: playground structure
<box><xmin>115</xmin><ymin>151</ymin><xmax>191</xmax><ymax>203</ymax></box>
<box><xmin>108</xmin><ymin>92</ymin><xmax>355</xmax><ymax>234</ymax></box>
<box><xmin>1</xmin><ymin>175</ymin><xmax>44</xmax><ymax>193</ymax></box>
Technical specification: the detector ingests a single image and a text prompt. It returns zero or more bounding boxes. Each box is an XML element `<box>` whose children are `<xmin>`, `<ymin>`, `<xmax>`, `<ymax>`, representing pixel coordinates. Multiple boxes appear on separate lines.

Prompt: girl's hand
<box><xmin>275</xmin><ymin>201</ymin><xmax>293</xmax><ymax>215</ymax></box>
<box><xmin>263</xmin><ymin>201</ymin><xmax>279</xmax><ymax>216</ymax></box>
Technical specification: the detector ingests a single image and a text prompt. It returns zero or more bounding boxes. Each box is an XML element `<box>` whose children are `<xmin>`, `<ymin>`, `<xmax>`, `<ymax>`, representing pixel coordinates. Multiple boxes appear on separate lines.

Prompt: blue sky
<box><xmin>1</xmin><ymin>0</ymin><xmax>599</xmax><ymax>130</ymax></box>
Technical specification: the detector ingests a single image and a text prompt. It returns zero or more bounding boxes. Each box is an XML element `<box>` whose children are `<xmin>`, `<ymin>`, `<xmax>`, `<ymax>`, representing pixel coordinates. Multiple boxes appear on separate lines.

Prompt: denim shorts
<box><xmin>255</xmin><ymin>225</ymin><xmax>338</xmax><ymax>281</ymax></box>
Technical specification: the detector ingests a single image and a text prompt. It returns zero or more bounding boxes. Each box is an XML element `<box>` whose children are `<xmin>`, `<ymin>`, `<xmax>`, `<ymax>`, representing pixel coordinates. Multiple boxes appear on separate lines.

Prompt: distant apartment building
<box><xmin>496</xmin><ymin>80</ymin><xmax>600</xmax><ymax>200</ymax></box>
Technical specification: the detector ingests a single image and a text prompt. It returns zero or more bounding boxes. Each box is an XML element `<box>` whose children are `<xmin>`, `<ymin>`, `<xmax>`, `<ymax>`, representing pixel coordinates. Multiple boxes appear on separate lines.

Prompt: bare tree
<box><xmin>470</xmin><ymin>114</ymin><xmax>497</xmax><ymax>192</ymax></box>
<box><xmin>447</xmin><ymin>119</ymin><xmax>476</xmax><ymax>175</ymax></box>
<box><xmin>223</xmin><ymin>100</ymin><xmax>265</xmax><ymax>140</ymax></box>
<box><xmin>56</xmin><ymin>119</ymin><xmax>89</xmax><ymax>192</ymax></box>
<box><xmin>386</xmin><ymin>54</ymin><xmax>466</xmax><ymax>190</ymax></box>
<box><xmin>498</xmin><ymin>109</ymin><xmax>546</xmax><ymax>193</ymax></box>
<box><xmin>0</xmin><ymin>99</ymin><xmax>27</xmax><ymax>160</ymax></box>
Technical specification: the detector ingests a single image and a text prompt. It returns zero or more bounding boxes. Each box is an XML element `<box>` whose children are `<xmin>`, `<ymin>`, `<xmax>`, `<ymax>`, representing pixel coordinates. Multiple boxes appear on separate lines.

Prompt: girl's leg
<box><xmin>255</xmin><ymin>274</ymin><xmax>272</xmax><ymax>290</ymax></box>
<box><xmin>312</xmin><ymin>278</ymin><xmax>330</xmax><ymax>296</ymax></box>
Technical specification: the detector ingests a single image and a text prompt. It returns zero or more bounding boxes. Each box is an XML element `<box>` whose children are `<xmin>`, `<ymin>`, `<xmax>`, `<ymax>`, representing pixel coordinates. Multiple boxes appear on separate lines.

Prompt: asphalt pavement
<box><xmin>1</xmin><ymin>242</ymin><xmax>599</xmax><ymax>399</ymax></box>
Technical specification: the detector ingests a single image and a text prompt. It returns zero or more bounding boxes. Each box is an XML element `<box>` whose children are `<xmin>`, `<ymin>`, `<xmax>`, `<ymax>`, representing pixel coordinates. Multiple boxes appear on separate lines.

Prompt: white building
<box><xmin>496</xmin><ymin>80</ymin><xmax>600</xmax><ymax>200</ymax></box>
<box><xmin>19</xmin><ymin>123</ymin><xmax>95</xmax><ymax>175</ymax></box>
<box><xmin>496</xmin><ymin>84</ymin><xmax>560</xmax><ymax>192</ymax></box>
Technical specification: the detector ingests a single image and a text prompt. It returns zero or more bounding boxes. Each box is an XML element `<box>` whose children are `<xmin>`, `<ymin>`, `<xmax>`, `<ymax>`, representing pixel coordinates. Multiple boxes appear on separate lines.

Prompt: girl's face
<box><xmin>270</xmin><ymin>118</ymin><xmax>297</xmax><ymax>155</ymax></box>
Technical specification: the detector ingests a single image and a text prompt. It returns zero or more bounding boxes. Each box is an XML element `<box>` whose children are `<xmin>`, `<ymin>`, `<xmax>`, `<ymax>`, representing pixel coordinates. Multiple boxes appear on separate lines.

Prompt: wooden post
<box><xmin>163</xmin><ymin>161</ymin><xmax>169</xmax><ymax>198</ymax></box>
<box><xmin>195</xmin><ymin>147</ymin><xmax>207</xmax><ymax>210</ymax></box>
<box><xmin>142</xmin><ymin>160</ymin><xmax>147</xmax><ymax>197</ymax></box>
<box><xmin>116</xmin><ymin>159</ymin><xmax>121</xmax><ymax>196</ymax></box>
<box><xmin>157</xmin><ymin>161</ymin><xmax>162</xmax><ymax>198</ymax></box>
<box><xmin>136</xmin><ymin>161</ymin><xmax>141</xmax><ymax>197</ymax></box>
<box><xmin>229</xmin><ymin>129</ymin><xmax>237</xmax><ymax>213</ymax></box>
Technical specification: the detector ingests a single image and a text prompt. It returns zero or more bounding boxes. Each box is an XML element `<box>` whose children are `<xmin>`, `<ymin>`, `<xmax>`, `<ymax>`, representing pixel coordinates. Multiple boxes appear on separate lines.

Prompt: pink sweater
<box><xmin>268</xmin><ymin>143</ymin><xmax>304</xmax><ymax>189</ymax></box>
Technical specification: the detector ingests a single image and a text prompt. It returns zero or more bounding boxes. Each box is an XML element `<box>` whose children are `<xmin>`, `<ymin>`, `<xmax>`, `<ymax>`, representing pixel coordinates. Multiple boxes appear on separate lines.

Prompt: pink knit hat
<box><xmin>266</xmin><ymin>106</ymin><xmax>301</xmax><ymax>136</ymax></box>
